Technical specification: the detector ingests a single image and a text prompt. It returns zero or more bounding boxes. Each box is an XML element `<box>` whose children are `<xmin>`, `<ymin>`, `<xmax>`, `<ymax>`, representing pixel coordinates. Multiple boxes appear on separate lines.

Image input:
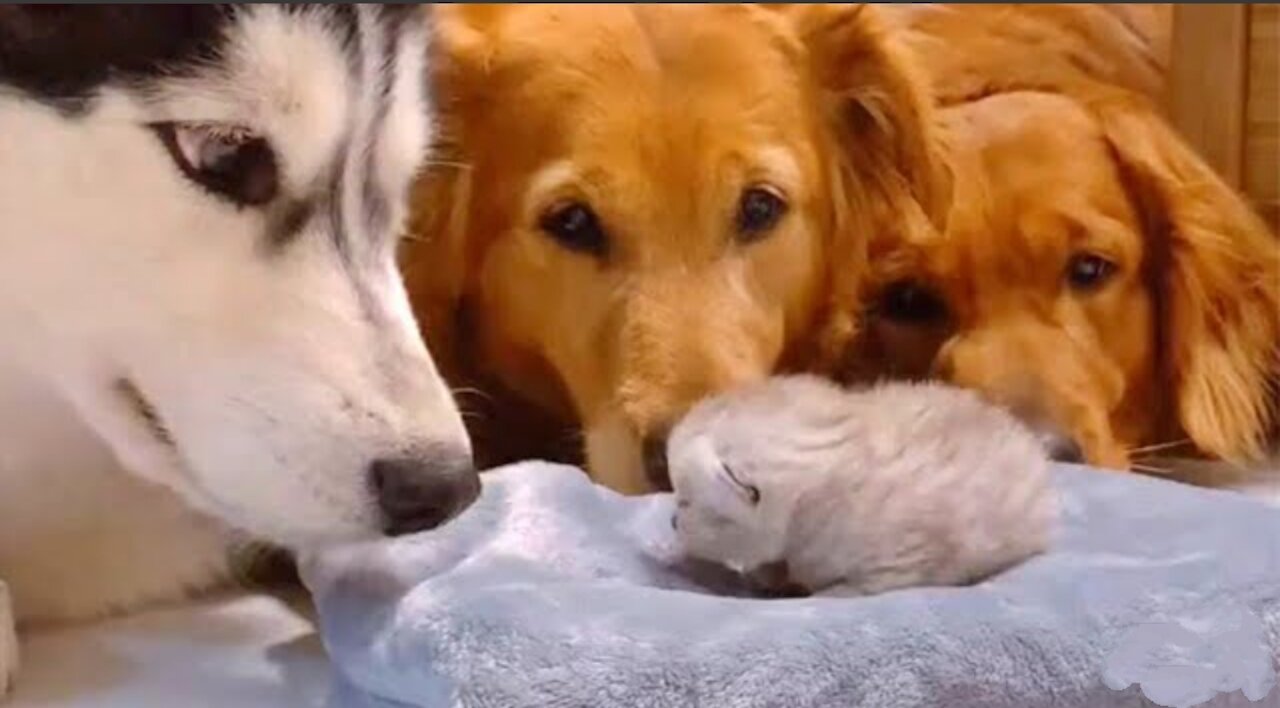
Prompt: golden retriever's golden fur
<box><xmin>852</xmin><ymin>87</ymin><xmax>1279</xmax><ymax>470</ymax></box>
<box><xmin>405</xmin><ymin>3</ymin><xmax>1274</xmax><ymax>483</ymax></box>
<box><xmin>403</xmin><ymin>4</ymin><xmax>942</xmax><ymax>493</ymax></box>
<box><xmin>843</xmin><ymin>5</ymin><xmax>1278</xmax><ymax>472</ymax></box>
<box><xmin>879</xmin><ymin>4</ymin><xmax>1170</xmax><ymax>104</ymax></box>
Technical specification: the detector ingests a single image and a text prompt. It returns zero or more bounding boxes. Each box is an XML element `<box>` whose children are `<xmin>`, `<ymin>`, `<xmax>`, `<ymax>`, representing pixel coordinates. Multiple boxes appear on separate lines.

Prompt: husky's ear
<box><xmin>775</xmin><ymin>4</ymin><xmax>949</xmax><ymax>368</ymax></box>
<box><xmin>0</xmin><ymin>6</ymin><xmax>226</xmax><ymax>102</ymax></box>
<box><xmin>1097</xmin><ymin>92</ymin><xmax>1280</xmax><ymax>462</ymax></box>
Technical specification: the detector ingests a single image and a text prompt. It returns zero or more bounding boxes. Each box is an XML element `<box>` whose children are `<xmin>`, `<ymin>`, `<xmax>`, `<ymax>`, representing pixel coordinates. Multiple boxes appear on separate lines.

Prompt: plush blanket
<box><xmin>302</xmin><ymin>462</ymin><xmax>1280</xmax><ymax>708</ymax></box>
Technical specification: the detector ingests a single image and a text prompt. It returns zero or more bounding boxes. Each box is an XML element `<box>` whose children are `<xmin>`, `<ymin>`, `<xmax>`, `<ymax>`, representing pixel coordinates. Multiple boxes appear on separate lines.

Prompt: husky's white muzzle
<box><xmin>0</xmin><ymin>5</ymin><xmax>477</xmax><ymax>546</ymax></box>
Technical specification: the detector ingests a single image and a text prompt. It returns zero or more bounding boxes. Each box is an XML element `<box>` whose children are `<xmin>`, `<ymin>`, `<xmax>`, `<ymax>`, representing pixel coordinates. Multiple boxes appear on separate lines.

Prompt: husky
<box><xmin>0</xmin><ymin>5</ymin><xmax>478</xmax><ymax>693</ymax></box>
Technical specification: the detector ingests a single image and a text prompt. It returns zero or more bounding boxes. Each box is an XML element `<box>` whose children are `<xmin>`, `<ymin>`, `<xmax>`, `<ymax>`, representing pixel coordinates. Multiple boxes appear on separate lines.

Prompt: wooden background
<box><xmin>1166</xmin><ymin>4</ymin><xmax>1279</xmax><ymax>233</ymax></box>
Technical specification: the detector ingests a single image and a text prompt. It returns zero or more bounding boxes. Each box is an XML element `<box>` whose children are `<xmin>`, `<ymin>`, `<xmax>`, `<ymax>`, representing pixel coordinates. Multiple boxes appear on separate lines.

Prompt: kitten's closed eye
<box><xmin>719</xmin><ymin>462</ymin><xmax>761</xmax><ymax>505</ymax></box>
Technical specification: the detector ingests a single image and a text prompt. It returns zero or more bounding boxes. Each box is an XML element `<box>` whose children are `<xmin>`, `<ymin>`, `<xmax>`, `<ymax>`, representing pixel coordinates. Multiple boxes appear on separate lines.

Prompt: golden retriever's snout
<box><xmin>941</xmin><ymin>342</ymin><xmax>1090</xmax><ymax>464</ymax></box>
<box><xmin>369</xmin><ymin>450</ymin><xmax>481</xmax><ymax>536</ymax></box>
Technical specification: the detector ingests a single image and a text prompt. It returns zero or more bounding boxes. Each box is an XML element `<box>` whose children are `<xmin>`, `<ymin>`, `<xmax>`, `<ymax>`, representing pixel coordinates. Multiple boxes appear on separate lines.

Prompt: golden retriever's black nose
<box><xmin>642</xmin><ymin>433</ymin><xmax>673</xmax><ymax>492</ymax></box>
<box><xmin>369</xmin><ymin>450</ymin><xmax>481</xmax><ymax>536</ymax></box>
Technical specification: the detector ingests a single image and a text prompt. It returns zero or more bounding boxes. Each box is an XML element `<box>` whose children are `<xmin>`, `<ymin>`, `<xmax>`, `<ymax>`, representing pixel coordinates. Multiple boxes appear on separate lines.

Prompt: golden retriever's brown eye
<box><xmin>876</xmin><ymin>280</ymin><xmax>948</xmax><ymax>324</ymax></box>
<box><xmin>737</xmin><ymin>186</ymin><xmax>788</xmax><ymax>242</ymax></box>
<box><xmin>1066</xmin><ymin>253</ymin><xmax>1117</xmax><ymax>291</ymax></box>
<box><xmin>539</xmin><ymin>201</ymin><xmax>608</xmax><ymax>257</ymax></box>
<box><xmin>152</xmin><ymin>122</ymin><xmax>278</xmax><ymax>206</ymax></box>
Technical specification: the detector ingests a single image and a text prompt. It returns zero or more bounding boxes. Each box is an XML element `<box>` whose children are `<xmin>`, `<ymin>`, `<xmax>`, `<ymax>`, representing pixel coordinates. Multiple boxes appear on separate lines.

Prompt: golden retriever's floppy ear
<box><xmin>397</xmin><ymin>5</ymin><xmax>505</xmax><ymax>382</ymax></box>
<box><xmin>1096</xmin><ymin>93</ymin><xmax>1280</xmax><ymax>462</ymax></box>
<box><xmin>783</xmin><ymin>3</ymin><xmax>947</xmax><ymax>212</ymax></box>
<box><xmin>778</xmin><ymin>4</ymin><xmax>949</xmax><ymax>367</ymax></box>
<box><xmin>788</xmin><ymin>3</ymin><xmax>946</xmax><ymax>220</ymax></box>
<box><xmin>400</xmin><ymin>160</ymin><xmax>473</xmax><ymax>380</ymax></box>
<box><xmin>430</xmin><ymin>4</ymin><xmax>504</xmax><ymax>71</ymax></box>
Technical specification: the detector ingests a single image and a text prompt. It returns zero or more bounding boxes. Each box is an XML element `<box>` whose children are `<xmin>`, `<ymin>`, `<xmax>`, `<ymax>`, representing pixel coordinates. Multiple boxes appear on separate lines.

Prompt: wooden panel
<box><xmin>1246</xmin><ymin>4</ymin><xmax>1279</xmax><ymax>232</ymax></box>
<box><xmin>1166</xmin><ymin>4</ymin><xmax>1250</xmax><ymax>188</ymax></box>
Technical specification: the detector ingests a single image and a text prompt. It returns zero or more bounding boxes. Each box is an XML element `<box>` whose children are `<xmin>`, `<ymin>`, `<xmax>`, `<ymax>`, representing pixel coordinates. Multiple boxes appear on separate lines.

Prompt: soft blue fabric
<box><xmin>303</xmin><ymin>462</ymin><xmax>1280</xmax><ymax>708</ymax></box>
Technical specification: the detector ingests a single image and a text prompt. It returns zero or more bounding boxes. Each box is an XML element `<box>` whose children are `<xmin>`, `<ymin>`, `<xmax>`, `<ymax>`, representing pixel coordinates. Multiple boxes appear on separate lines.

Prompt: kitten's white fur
<box><xmin>669</xmin><ymin>375</ymin><xmax>1057</xmax><ymax>596</ymax></box>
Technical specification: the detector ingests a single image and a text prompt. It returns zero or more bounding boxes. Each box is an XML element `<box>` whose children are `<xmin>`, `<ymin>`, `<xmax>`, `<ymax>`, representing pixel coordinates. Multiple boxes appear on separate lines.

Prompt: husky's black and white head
<box><xmin>0</xmin><ymin>6</ymin><xmax>477</xmax><ymax>546</ymax></box>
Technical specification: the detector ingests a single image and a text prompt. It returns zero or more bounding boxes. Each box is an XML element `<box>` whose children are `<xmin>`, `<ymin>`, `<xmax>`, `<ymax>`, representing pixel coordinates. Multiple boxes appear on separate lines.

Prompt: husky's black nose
<box><xmin>369</xmin><ymin>449</ymin><xmax>481</xmax><ymax>536</ymax></box>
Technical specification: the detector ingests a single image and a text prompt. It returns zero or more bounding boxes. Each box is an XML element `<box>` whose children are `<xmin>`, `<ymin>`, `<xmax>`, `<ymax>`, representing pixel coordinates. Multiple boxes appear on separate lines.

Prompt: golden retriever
<box><xmin>849</xmin><ymin>88</ymin><xmax>1279</xmax><ymax>471</ymax></box>
<box><xmin>402</xmin><ymin>4</ymin><xmax>944</xmax><ymax>493</ymax></box>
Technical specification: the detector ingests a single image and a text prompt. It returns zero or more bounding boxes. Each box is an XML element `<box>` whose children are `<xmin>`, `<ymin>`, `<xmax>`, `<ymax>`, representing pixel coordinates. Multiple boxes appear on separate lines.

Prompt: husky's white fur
<box><xmin>0</xmin><ymin>6</ymin><xmax>466</xmax><ymax>693</ymax></box>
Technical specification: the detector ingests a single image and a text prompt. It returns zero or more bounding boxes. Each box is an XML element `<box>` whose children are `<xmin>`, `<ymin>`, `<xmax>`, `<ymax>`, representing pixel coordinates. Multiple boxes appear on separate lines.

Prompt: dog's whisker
<box><xmin>421</xmin><ymin>159</ymin><xmax>473</xmax><ymax>171</ymax></box>
<box><xmin>1128</xmin><ymin>438</ymin><xmax>1194</xmax><ymax>456</ymax></box>
<box><xmin>452</xmin><ymin>387</ymin><xmax>496</xmax><ymax>405</ymax></box>
<box><xmin>1130</xmin><ymin>450</ymin><xmax>1252</xmax><ymax>477</ymax></box>
<box><xmin>1130</xmin><ymin>463</ymin><xmax>1173</xmax><ymax>476</ymax></box>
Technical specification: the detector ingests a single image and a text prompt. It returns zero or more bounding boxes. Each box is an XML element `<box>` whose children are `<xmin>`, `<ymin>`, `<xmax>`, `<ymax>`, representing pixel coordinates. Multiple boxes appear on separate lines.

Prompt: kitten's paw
<box><xmin>0</xmin><ymin>580</ymin><xmax>17</xmax><ymax>697</ymax></box>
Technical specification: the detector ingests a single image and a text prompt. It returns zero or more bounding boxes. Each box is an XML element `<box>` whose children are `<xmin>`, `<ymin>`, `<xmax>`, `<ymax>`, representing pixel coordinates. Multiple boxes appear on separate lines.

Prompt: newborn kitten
<box><xmin>668</xmin><ymin>375</ymin><xmax>1057</xmax><ymax>597</ymax></box>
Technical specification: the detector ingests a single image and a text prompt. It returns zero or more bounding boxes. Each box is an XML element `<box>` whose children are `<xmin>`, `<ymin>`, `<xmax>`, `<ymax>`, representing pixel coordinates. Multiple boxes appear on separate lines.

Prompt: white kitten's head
<box><xmin>667</xmin><ymin>375</ymin><xmax>853</xmax><ymax>574</ymax></box>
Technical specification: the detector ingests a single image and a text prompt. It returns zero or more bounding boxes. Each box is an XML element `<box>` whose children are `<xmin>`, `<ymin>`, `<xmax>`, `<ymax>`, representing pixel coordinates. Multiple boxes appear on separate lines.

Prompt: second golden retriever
<box><xmin>851</xmin><ymin>88</ymin><xmax>1279</xmax><ymax>470</ymax></box>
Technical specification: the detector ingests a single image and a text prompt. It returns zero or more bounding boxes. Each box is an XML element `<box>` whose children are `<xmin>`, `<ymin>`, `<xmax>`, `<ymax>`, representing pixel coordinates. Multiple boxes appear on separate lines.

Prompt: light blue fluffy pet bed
<box><xmin>303</xmin><ymin>461</ymin><xmax>1280</xmax><ymax>708</ymax></box>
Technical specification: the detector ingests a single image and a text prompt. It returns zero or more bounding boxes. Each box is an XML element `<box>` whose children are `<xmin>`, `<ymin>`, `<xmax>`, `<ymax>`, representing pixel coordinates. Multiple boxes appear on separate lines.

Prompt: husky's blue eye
<box><xmin>153</xmin><ymin>122</ymin><xmax>278</xmax><ymax>207</ymax></box>
<box><xmin>539</xmin><ymin>201</ymin><xmax>607</xmax><ymax>257</ymax></box>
